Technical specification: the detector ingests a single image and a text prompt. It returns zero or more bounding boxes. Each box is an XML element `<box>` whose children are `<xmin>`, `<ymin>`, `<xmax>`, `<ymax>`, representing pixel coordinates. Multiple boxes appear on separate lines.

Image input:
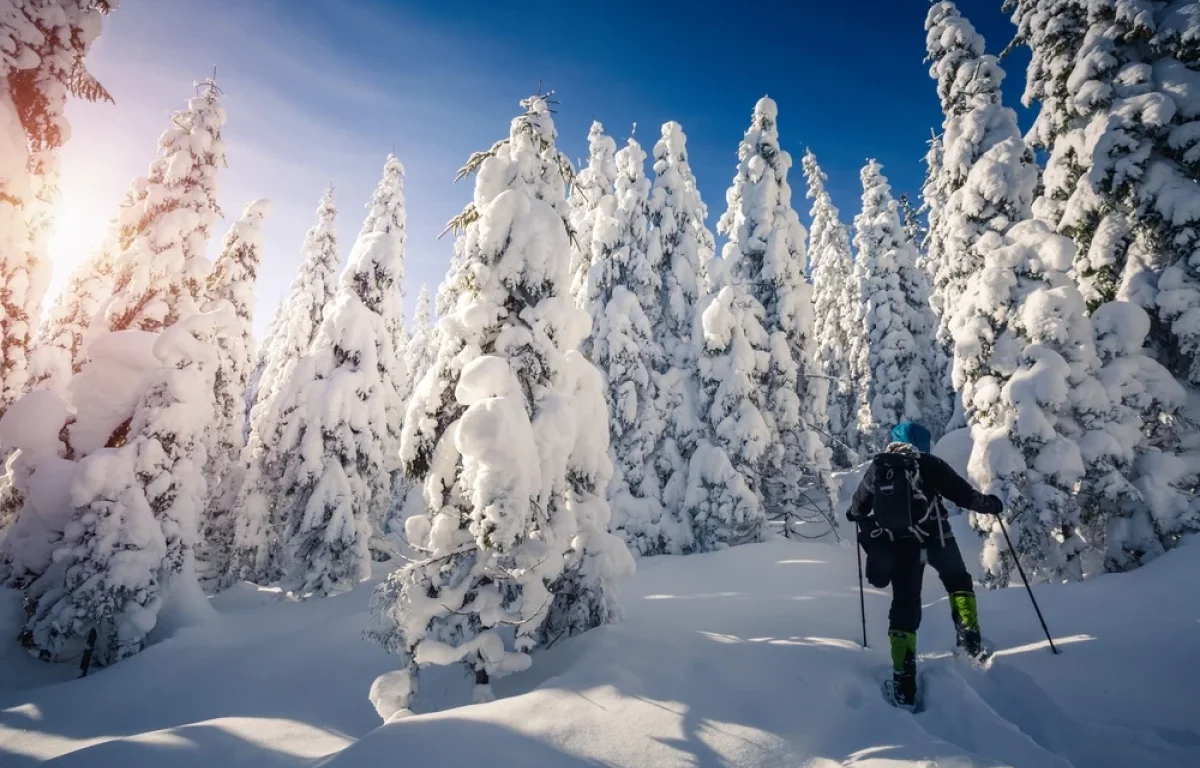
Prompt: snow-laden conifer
<box><xmin>686</xmin><ymin>286</ymin><xmax>770</xmax><ymax>550</ymax></box>
<box><xmin>1086</xmin><ymin>301</ymin><xmax>1196</xmax><ymax>571</ymax></box>
<box><xmin>404</xmin><ymin>283</ymin><xmax>436</xmax><ymax>393</ymax></box>
<box><xmin>246</xmin><ymin>186</ymin><xmax>340</xmax><ymax>440</ymax></box>
<box><xmin>590</xmin><ymin>136</ymin><xmax>669</xmax><ymax>553</ymax></box>
<box><xmin>103</xmin><ymin>79</ymin><xmax>226</xmax><ymax>334</ymax></box>
<box><xmin>924</xmin><ymin>2</ymin><xmax>1033</xmax><ymax>430</ymax></box>
<box><xmin>230</xmin><ymin>159</ymin><xmax>408</xmax><ymax>590</ymax></box>
<box><xmin>852</xmin><ymin>161</ymin><xmax>936</xmax><ymax>454</ymax></box>
<box><xmin>1005</xmin><ymin>1</ymin><xmax>1200</xmax><ymax>382</ymax></box>
<box><xmin>197</xmin><ymin>200</ymin><xmax>269</xmax><ymax>579</ymax></box>
<box><xmin>0</xmin><ymin>1</ymin><xmax>114</xmax><ymax>409</ymax></box>
<box><xmin>0</xmin><ymin>69</ymin><xmax>35</xmax><ymax>408</ymax></box>
<box><xmin>803</xmin><ymin>150</ymin><xmax>857</xmax><ymax>467</ymax></box>
<box><xmin>718</xmin><ymin>97</ymin><xmax>832</xmax><ymax>521</ymax></box>
<box><xmin>368</xmin><ymin>94</ymin><xmax>632</xmax><ymax>710</ymax></box>
<box><xmin>569</xmin><ymin>121</ymin><xmax>618</xmax><ymax>307</ymax></box>
<box><xmin>649</xmin><ymin>122</ymin><xmax>712</xmax><ymax>368</ymax></box>
<box><xmin>19</xmin><ymin>309</ymin><xmax>230</xmax><ymax>664</ymax></box>
<box><xmin>27</xmin><ymin>240</ymin><xmax>116</xmax><ymax>398</ymax></box>
<box><xmin>957</xmin><ymin>221</ymin><xmax>1092</xmax><ymax>586</ymax></box>
<box><xmin>260</xmin><ymin>226</ymin><xmax>407</xmax><ymax>597</ymax></box>
<box><xmin>358</xmin><ymin>154</ymin><xmax>409</xmax><ymax>380</ymax></box>
<box><xmin>11</xmin><ymin>1</ymin><xmax>115</xmax><ymax>275</ymax></box>
<box><xmin>646</xmin><ymin>121</ymin><xmax>712</xmax><ymax>551</ymax></box>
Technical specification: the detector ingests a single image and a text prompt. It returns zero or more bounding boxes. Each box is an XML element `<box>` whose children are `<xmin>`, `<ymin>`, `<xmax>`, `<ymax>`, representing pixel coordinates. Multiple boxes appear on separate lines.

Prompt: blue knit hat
<box><xmin>890</xmin><ymin>422</ymin><xmax>931</xmax><ymax>453</ymax></box>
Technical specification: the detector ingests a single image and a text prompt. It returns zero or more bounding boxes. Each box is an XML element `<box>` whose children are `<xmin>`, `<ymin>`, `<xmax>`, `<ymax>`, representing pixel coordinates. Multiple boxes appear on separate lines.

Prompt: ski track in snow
<box><xmin>1</xmin><ymin>533</ymin><xmax>1198</xmax><ymax>768</ymax></box>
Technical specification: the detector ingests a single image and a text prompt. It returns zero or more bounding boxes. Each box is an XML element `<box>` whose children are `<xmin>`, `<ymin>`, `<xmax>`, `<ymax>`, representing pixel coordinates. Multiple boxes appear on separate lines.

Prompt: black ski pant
<box><xmin>863</xmin><ymin>534</ymin><xmax>973</xmax><ymax>635</ymax></box>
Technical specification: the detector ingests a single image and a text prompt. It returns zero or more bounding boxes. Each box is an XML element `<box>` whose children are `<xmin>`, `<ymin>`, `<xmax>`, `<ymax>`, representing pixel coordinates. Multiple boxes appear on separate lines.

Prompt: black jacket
<box><xmin>847</xmin><ymin>453</ymin><xmax>989</xmax><ymax>542</ymax></box>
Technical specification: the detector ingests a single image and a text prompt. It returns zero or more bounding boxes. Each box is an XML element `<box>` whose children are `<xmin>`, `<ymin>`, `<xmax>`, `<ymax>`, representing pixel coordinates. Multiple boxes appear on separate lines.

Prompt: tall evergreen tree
<box><xmin>11</xmin><ymin>1</ymin><xmax>115</xmax><ymax>275</ymax></box>
<box><xmin>230</xmin><ymin>159</ymin><xmax>409</xmax><ymax>589</ymax></box>
<box><xmin>404</xmin><ymin>283</ymin><xmax>436</xmax><ymax>391</ymax></box>
<box><xmin>246</xmin><ymin>186</ymin><xmax>340</xmax><ymax>441</ymax></box>
<box><xmin>0</xmin><ymin>65</ymin><xmax>34</xmax><ymax>408</ymax></box>
<box><xmin>21</xmin><ymin>309</ymin><xmax>230</xmax><ymax>664</ymax></box>
<box><xmin>103</xmin><ymin>79</ymin><xmax>226</xmax><ymax>334</ymax></box>
<box><xmin>569</xmin><ymin>120</ymin><xmax>618</xmax><ymax>307</ymax></box>
<box><xmin>956</xmin><ymin>221</ymin><xmax>1093</xmax><ymax>586</ymax></box>
<box><xmin>358</xmin><ymin>154</ymin><xmax>409</xmax><ymax>384</ymax></box>
<box><xmin>718</xmin><ymin>97</ymin><xmax>832</xmax><ymax>521</ymax></box>
<box><xmin>924</xmin><ymin>2</ymin><xmax>1032</xmax><ymax>431</ymax></box>
<box><xmin>27</xmin><ymin>238</ymin><xmax>116</xmax><ymax>398</ymax></box>
<box><xmin>1043</xmin><ymin>2</ymin><xmax>1200</xmax><ymax>384</ymax></box>
<box><xmin>852</xmin><ymin>161</ymin><xmax>936</xmax><ymax>454</ymax></box>
<box><xmin>646</xmin><ymin>121</ymin><xmax>712</xmax><ymax>552</ymax></box>
<box><xmin>369</xmin><ymin>94</ymin><xmax>632</xmax><ymax>709</ymax></box>
<box><xmin>198</xmin><ymin>200</ymin><xmax>270</xmax><ymax>580</ymax></box>
<box><xmin>267</xmin><ymin>226</ymin><xmax>406</xmax><ymax>597</ymax></box>
<box><xmin>802</xmin><ymin>149</ymin><xmax>857</xmax><ymax>467</ymax></box>
<box><xmin>0</xmin><ymin>1</ymin><xmax>115</xmax><ymax>410</ymax></box>
<box><xmin>687</xmin><ymin>285</ymin><xmax>771</xmax><ymax>550</ymax></box>
<box><xmin>1089</xmin><ymin>301</ymin><xmax>1197</xmax><ymax>569</ymax></box>
<box><xmin>590</xmin><ymin>136</ymin><xmax>667</xmax><ymax>553</ymax></box>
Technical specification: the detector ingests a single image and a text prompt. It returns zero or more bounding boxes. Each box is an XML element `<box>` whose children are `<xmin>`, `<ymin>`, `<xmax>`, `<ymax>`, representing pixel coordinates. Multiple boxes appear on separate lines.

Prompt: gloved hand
<box><xmin>977</xmin><ymin>494</ymin><xmax>1003</xmax><ymax>516</ymax></box>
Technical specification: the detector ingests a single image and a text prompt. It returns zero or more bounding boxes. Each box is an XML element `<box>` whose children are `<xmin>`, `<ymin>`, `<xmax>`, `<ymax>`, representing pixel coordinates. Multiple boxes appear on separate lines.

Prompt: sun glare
<box><xmin>44</xmin><ymin>188</ymin><xmax>111</xmax><ymax>302</ymax></box>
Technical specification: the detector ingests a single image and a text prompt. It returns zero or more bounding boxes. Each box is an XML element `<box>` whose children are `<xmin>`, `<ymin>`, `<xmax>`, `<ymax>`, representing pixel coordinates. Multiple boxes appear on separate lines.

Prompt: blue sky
<box><xmin>52</xmin><ymin>0</ymin><xmax>1032</xmax><ymax>337</ymax></box>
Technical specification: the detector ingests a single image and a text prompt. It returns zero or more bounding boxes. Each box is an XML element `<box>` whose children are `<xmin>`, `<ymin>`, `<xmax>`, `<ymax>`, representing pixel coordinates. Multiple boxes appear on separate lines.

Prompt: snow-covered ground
<box><xmin>2</xmin><ymin>524</ymin><xmax>1197</xmax><ymax>768</ymax></box>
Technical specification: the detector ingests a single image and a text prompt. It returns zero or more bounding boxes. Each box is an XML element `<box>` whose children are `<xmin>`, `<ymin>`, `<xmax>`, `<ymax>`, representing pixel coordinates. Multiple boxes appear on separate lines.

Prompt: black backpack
<box><xmin>870</xmin><ymin>452</ymin><xmax>928</xmax><ymax>535</ymax></box>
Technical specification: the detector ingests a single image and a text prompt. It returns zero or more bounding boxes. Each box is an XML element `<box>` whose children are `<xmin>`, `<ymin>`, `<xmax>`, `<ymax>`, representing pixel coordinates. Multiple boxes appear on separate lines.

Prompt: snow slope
<box><xmin>1</xmin><ymin>533</ymin><xmax>1198</xmax><ymax>767</ymax></box>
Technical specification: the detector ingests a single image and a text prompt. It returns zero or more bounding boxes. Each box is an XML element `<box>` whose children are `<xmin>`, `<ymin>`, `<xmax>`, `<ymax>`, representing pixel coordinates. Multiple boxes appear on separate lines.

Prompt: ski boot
<box><xmin>885</xmin><ymin>630</ymin><xmax>919</xmax><ymax>711</ymax></box>
<box><xmin>950</xmin><ymin>591</ymin><xmax>989</xmax><ymax>662</ymax></box>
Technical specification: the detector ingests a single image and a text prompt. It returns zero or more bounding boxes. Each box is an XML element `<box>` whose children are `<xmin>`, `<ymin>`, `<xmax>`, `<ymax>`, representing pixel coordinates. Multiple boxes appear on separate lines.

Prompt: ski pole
<box><xmin>997</xmin><ymin>516</ymin><xmax>1059</xmax><ymax>655</ymax></box>
<box><xmin>855</xmin><ymin>526</ymin><xmax>868</xmax><ymax>648</ymax></box>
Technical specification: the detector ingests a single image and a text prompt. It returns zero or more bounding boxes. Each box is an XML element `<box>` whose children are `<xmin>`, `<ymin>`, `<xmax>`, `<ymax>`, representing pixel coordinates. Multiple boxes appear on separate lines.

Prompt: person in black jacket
<box><xmin>848</xmin><ymin>422</ymin><xmax>1003</xmax><ymax>707</ymax></box>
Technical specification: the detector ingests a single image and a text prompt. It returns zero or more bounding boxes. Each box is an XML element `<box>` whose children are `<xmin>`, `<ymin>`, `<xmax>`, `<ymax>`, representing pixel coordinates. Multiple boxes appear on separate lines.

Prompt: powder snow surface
<box><xmin>1</xmin><ymin>526</ymin><xmax>1196</xmax><ymax>767</ymax></box>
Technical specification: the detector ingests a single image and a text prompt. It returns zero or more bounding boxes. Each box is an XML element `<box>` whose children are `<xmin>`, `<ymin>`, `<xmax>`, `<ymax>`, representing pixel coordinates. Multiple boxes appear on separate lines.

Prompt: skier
<box><xmin>847</xmin><ymin>422</ymin><xmax>1003</xmax><ymax>709</ymax></box>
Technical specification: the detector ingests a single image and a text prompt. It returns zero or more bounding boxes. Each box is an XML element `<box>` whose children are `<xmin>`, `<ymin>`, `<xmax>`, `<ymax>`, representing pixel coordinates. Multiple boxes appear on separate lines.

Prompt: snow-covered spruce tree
<box><xmin>231</xmin><ymin>161</ymin><xmax>407</xmax><ymax>592</ymax></box>
<box><xmin>645</xmin><ymin>121</ymin><xmax>713</xmax><ymax>553</ymax></box>
<box><xmin>27</xmin><ymin>238</ymin><xmax>116</xmax><ymax>398</ymax></box>
<box><xmin>852</xmin><ymin>161</ymin><xmax>936</xmax><ymax>454</ymax></box>
<box><xmin>10</xmin><ymin>2</ymin><xmax>115</xmax><ymax>275</ymax></box>
<box><xmin>103</xmin><ymin>79</ymin><xmax>226</xmax><ymax>335</ymax></box>
<box><xmin>0</xmin><ymin>2</ymin><xmax>114</xmax><ymax>411</ymax></box>
<box><xmin>590</xmin><ymin>136</ymin><xmax>669</xmax><ymax>554</ymax></box>
<box><xmin>197</xmin><ymin>200</ymin><xmax>270</xmax><ymax>580</ymax></box>
<box><xmin>648</xmin><ymin>122</ymin><xmax>713</xmax><ymax>369</ymax></box>
<box><xmin>354</xmin><ymin>155</ymin><xmax>411</xmax><ymax>543</ymax></box>
<box><xmin>802</xmin><ymin>149</ymin><xmax>858</xmax><ymax>468</ymax></box>
<box><xmin>718</xmin><ymin>97</ymin><xmax>833</xmax><ymax>525</ymax></box>
<box><xmin>0</xmin><ymin>68</ymin><xmax>34</xmax><ymax>409</ymax></box>
<box><xmin>918</xmin><ymin>132</ymin><xmax>959</xmax><ymax>436</ymax></box>
<box><xmin>358</xmin><ymin>154</ymin><xmax>410</xmax><ymax>385</ymax></box>
<box><xmin>568</xmin><ymin>120</ymin><xmax>618</xmax><ymax>308</ymax></box>
<box><xmin>685</xmin><ymin>285</ymin><xmax>771</xmax><ymax>550</ymax></box>
<box><xmin>22</xmin><ymin>308</ymin><xmax>230</xmax><ymax>664</ymax></box>
<box><xmin>405</xmin><ymin>283</ymin><xmax>436</xmax><ymax>393</ymax></box>
<box><xmin>921</xmin><ymin>133</ymin><xmax>947</xmax><ymax>307</ymax></box>
<box><xmin>956</xmin><ymin>221</ymin><xmax>1092</xmax><ymax>587</ymax></box>
<box><xmin>898</xmin><ymin>192</ymin><xmax>926</xmax><ymax>253</ymax></box>
<box><xmin>245</xmin><ymin>186</ymin><xmax>340</xmax><ymax>440</ymax></box>
<box><xmin>1088</xmin><ymin>301</ymin><xmax>1196</xmax><ymax>571</ymax></box>
<box><xmin>368</xmin><ymin>94</ymin><xmax>632</xmax><ymax>709</ymax></box>
<box><xmin>924</xmin><ymin>2</ymin><xmax>1033</xmax><ymax>430</ymax></box>
<box><xmin>1043</xmin><ymin>2</ymin><xmax>1200</xmax><ymax>385</ymax></box>
<box><xmin>264</xmin><ymin>227</ymin><xmax>407</xmax><ymax>597</ymax></box>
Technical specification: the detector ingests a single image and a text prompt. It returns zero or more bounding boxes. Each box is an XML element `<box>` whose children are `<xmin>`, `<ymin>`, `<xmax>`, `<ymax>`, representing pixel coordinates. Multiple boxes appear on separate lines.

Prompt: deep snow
<box><xmin>2</xmin><ymin>519</ymin><xmax>1197</xmax><ymax>767</ymax></box>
